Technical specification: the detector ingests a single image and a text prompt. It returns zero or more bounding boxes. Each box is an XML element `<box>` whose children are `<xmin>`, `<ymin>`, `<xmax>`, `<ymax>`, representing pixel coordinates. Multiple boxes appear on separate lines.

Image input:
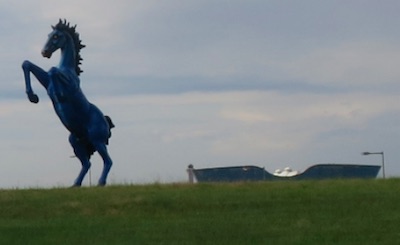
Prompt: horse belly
<box><xmin>53</xmin><ymin>103</ymin><xmax>88</xmax><ymax>135</ymax></box>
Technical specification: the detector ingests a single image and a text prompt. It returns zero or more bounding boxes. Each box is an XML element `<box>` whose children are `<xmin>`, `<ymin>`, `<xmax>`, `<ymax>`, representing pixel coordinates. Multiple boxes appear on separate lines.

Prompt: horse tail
<box><xmin>105</xmin><ymin>115</ymin><xmax>115</xmax><ymax>143</ymax></box>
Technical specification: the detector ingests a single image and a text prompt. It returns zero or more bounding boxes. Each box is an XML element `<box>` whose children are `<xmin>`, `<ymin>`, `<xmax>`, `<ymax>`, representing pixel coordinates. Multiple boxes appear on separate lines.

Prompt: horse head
<box><xmin>42</xmin><ymin>23</ymin><xmax>68</xmax><ymax>58</ymax></box>
<box><xmin>41</xmin><ymin>19</ymin><xmax>85</xmax><ymax>75</ymax></box>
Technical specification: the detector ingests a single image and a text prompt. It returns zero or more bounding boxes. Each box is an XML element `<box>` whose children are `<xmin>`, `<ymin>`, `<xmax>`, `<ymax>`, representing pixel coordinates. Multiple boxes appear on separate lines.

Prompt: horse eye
<box><xmin>53</xmin><ymin>35</ymin><xmax>58</xmax><ymax>39</ymax></box>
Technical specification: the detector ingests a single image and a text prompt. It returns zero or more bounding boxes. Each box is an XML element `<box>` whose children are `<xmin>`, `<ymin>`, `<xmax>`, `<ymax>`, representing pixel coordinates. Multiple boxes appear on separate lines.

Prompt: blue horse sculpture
<box><xmin>22</xmin><ymin>19</ymin><xmax>114</xmax><ymax>187</ymax></box>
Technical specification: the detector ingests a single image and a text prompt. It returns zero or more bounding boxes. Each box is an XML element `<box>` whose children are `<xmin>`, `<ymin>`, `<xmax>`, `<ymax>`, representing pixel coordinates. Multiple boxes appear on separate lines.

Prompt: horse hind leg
<box><xmin>93</xmin><ymin>142</ymin><xmax>113</xmax><ymax>186</ymax></box>
<box><xmin>74</xmin><ymin>158</ymin><xmax>91</xmax><ymax>187</ymax></box>
<box><xmin>69</xmin><ymin>135</ymin><xmax>91</xmax><ymax>187</ymax></box>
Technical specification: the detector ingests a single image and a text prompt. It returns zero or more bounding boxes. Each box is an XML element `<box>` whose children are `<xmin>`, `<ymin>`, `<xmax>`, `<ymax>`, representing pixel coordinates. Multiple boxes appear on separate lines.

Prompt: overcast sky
<box><xmin>1</xmin><ymin>0</ymin><xmax>400</xmax><ymax>188</ymax></box>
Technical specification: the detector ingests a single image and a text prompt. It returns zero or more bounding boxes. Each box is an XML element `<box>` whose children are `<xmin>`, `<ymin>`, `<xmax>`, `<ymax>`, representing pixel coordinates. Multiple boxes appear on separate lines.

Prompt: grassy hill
<box><xmin>0</xmin><ymin>179</ymin><xmax>399</xmax><ymax>244</ymax></box>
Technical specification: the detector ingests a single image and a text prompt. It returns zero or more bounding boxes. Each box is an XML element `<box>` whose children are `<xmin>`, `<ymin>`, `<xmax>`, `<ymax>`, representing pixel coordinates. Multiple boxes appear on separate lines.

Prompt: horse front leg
<box><xmin>21</xmin><ymin>60</ymin><xmax>49</xmax><ymax>103</ymax></box>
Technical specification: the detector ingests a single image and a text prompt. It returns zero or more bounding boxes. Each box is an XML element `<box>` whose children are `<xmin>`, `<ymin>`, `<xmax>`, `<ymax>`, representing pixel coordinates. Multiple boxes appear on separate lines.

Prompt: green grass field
<box><xmin>0</xmin><ymin>179</ymin><xmax>399</xmax><ymax>244</ymax></box>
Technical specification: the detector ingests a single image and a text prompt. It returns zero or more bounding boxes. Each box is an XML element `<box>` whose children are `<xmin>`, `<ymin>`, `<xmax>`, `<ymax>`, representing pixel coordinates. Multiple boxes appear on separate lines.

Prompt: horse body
<box><xmin>22</xmin><ymin>19</ymin><xmax>114</xmax><ymax>186</ymax></box>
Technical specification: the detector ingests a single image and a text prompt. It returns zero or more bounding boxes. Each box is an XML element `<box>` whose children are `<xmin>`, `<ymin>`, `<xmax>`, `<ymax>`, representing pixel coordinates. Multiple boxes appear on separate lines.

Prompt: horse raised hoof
<box><xmin>27</xmin><ymin>92</ymin><xmax>39</xmax><ymax>103</ymax></box>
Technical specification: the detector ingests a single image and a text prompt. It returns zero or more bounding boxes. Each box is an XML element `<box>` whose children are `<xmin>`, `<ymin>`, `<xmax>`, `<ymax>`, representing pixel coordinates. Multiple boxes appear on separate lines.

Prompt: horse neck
<box><xmin>59</xmin><ymin>36</ymin><xmax>77</xmax><ymax>72</ymax></box>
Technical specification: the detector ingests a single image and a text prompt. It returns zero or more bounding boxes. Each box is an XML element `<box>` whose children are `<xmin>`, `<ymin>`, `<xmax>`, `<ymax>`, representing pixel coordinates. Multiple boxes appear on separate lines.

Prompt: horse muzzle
<box><xmin>41</xmin><ymin>50</ymin><xmax>52</xmax><ymax>58</ymax></box>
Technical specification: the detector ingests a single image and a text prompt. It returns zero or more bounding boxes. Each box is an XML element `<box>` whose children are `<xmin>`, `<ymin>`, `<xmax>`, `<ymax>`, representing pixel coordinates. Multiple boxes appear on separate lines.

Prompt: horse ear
<box><xmin>51</xmin><ymin>25</ymin><xmax>55</xmax><ymax>30</ymax></box>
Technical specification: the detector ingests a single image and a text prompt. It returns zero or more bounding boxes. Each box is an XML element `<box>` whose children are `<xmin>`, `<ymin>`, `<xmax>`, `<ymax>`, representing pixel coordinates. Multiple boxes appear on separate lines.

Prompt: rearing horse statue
<box><xmin>22</xmin><ymin>19</ymin><xmax>115</xmax><ymax>187</ymax></box>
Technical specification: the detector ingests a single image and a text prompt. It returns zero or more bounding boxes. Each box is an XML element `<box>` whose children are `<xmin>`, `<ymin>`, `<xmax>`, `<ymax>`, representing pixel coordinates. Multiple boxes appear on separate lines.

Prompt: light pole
<box><xmin>362</xmin><ymin>151</ymin><xmax>385</xmax><ymax>179</ymax></box>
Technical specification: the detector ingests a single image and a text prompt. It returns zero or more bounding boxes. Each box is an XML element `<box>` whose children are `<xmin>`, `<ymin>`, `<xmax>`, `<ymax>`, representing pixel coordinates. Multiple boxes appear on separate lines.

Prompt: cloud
<box><xmin>60</xmin><ymin>0</ymin><xmax>400</xmax><ymax>98</ymax></box>
<box><xmin>280</xmin><ymin>41</ymin><xmax>400</xmax><ymax>89</ymax></box>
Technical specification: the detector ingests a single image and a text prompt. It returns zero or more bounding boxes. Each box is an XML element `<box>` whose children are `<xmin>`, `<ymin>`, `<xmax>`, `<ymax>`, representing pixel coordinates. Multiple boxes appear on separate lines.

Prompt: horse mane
<box><xmin>53</xmin><ymin>19</ymin><xmax>86</xmax><ymax>75</ymax></box>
